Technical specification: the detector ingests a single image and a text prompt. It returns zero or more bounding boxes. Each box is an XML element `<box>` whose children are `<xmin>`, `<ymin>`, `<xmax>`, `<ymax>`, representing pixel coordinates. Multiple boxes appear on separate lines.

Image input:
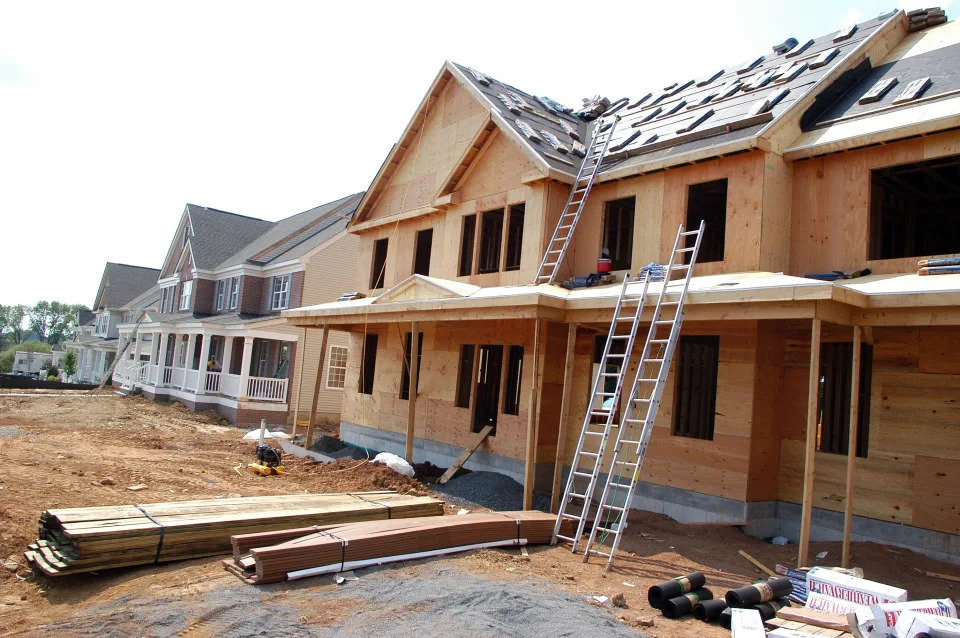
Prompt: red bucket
<box><xmin>597</xmin><ymin>258</ymin><xmax>612</xmax><ymax>273</ymax></box>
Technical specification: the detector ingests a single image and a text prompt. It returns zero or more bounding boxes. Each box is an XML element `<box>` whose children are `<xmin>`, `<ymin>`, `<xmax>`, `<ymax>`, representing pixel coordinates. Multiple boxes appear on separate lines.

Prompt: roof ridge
<box><xmin>105</xmin><ymin>262</ymin><xmax>162</xmax><ymax>272</ymax></box>
<box><xmin>186</xmin><ymin>203</ymin><xmax>273</xmax><ymax>224</ymax></box>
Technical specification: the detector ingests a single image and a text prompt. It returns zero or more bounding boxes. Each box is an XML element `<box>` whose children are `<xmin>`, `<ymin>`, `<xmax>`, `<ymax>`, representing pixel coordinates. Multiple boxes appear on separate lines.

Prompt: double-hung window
<box><xmin>326</xmin><ymin>345</ymin><xmax>348</xmax><ymax>390</ymax></box>
<box><xmin>228</xmin><ymin>277</ymin><xmax>240</xmax><ymax>309</ymax></box>
<box><xmin>215</xmin><ymin>280</ymin><xmax>226</xmax><ymax>311</ymax></box>
<box><xmin>179</xmin><ymin>280</ymin><xmax>193</xmax><ymax>311</ymax></box>
<box><xmin>271</xmin><ymin>274</ymin><xmax>290</xmax><ymax>310</ymax></box>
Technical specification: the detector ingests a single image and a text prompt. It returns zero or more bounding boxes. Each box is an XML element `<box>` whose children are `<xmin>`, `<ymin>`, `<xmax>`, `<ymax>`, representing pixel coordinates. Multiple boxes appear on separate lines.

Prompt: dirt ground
<box><xmin>1</xmin><ymin>394</ymin><xmax>958</xmax><ymax>637</ymax></box>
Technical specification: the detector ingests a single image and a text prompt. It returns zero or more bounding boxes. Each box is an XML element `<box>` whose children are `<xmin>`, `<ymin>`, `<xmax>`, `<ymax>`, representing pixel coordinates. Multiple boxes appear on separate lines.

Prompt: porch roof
<box><xmin>282</xmin><ymin>271</ymin><xmax>960</xmax><ymax>327</ymax></box>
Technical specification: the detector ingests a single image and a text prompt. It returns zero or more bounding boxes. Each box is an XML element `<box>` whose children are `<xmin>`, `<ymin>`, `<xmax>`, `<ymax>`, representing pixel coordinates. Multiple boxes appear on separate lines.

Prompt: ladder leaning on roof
<box><xmin>551</xmin><ymin>269</ymin><xmax>652</xmax><ymax>552</ymax></box>
<box><xmin>582</xmin><ymin>221</ymin><xmax>705</xmax><ymax>569</ymax></box>
<box><xmin>533</xmin><ymin>114</ymin><xmax>621</xmax><ymax>286</ymax></box>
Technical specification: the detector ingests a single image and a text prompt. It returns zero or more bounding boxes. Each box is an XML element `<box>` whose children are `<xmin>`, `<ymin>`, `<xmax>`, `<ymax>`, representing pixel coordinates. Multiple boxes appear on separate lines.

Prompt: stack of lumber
<box><xmin>25</xmin><ymin>491</ymin><xmax>443</xmax><ymax>576</ymax></box>
<box><xmin>224</xmin><ymin>510</ymin><xmax>569</xmax><ymax>584</ymax></box>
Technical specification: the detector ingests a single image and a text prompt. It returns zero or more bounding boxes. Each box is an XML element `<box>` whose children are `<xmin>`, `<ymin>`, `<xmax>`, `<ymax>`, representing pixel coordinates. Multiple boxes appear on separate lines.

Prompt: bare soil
<box><xmin>0</xmin><ymin>394</ymin><xmax>958</xmax><ymax>637</ymax></box>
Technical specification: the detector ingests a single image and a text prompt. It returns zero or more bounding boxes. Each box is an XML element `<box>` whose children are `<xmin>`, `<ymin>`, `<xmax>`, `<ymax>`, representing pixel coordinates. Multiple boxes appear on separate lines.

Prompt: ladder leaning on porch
<box><xmin>532</xmin><ymin>114</ymin><xmax>621</xmax><ymax>286</ymax></box>
<box><xmin>582</xmin><ymin>220</ymin><xmax>705</xmax><ymax>569</ymax></box>
<box><xmin>92</xmin><ymin>314</ymin><xmax>147</xmax><ymax>395</ymax></box>
<box><xmin>551</xmin><ymin>269</ymin><xmax>652</xmax><ymax>552</ymax></box>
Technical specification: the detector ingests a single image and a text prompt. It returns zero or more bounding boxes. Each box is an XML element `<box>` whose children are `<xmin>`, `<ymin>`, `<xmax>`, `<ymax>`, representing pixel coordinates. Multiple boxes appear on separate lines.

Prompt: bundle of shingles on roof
<box><xmin>907</xmin><ymin>7</ymin><xmax>947</xmax><ymax>32</ymax></box>
<box><xmin>25</xmin><ymin>491</ymin><xmax>443</xmax><ymax>576</ymax></box>
<box><xmin>223</xmin><ymin>510</ymin><xmax>570</xmax><ymax>584</ymax></box>
<box><xmin>918</xmin><ymin>256</ymin><xmax>960</xmax><ymax>276</ymax></box>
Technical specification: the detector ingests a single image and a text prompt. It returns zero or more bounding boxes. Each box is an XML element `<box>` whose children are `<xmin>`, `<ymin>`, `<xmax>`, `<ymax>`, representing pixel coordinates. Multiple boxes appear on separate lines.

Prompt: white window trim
<box><xmin>326</xmin><ymin>344</ymin><xmax>349</xmax><ymax>390</ymax></box>
<box><xmin>271</xmin><ymin>274</ymin><xmax>290</xmax><ymax>310</ymax></box>
<box><xmin>228</xmin><ymin>276</ymin><xmax>240</xmax><ymax>310</ymax></box>
<box><xmin>179</xmin><ymin>280</ymin><xmax>193</xmax><ymax>311</ymax></box>
<box><xmin>215</xmin><ymin>279</ymin><xmax>226</xmax><ymax>312</ymax></box>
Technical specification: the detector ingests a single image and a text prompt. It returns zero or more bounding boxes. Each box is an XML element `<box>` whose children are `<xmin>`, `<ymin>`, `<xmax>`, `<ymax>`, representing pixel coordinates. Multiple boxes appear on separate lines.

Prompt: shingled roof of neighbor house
<box><xmin>93</xmin><ymin>263</ymin><xmax>162</xmax><ymax>310</ymax></box>
<box><xmin>184</xmin><ymin>205</ymin><xmax>276</xmax><ymax>270</ymax></box>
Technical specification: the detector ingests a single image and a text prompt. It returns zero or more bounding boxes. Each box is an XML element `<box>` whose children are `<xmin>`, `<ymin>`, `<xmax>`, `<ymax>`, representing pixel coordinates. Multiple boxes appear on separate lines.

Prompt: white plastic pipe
<box><xmin>258</xmin><ymin>418</ymin><xmax>266</xmax><ymax>446</ymax></box>
<box><xmin>286</xmin><ymin>538</ymin><xmax>528</xmax><ymax>580</ymax></box>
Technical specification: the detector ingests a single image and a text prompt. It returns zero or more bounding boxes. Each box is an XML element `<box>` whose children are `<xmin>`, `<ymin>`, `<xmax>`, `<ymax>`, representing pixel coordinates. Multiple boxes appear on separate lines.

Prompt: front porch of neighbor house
<box><xmin>114</xmin><ymin>316</ymin><xmax>299</xmax><ymax>426</ymax></box>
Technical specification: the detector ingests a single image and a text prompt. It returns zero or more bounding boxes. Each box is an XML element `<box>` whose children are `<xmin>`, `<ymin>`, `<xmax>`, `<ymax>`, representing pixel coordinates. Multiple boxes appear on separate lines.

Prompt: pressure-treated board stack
<box><xmin>224</xmin><ymin>511</ymin><xmax>569</xmax><ymax>584</ymax></box>
<box><xmin>25</xmin><ymin>491</ymin><xmax>443</xmax><ymax>576</ymax></box>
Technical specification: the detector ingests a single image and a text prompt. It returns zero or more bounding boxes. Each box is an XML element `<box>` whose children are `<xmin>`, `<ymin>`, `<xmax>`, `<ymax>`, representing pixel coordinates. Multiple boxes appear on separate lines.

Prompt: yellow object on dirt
<box><xmin>248</xmin><ymin>463</ymin><xmax>284</xmax><ymax>477</ymax></box>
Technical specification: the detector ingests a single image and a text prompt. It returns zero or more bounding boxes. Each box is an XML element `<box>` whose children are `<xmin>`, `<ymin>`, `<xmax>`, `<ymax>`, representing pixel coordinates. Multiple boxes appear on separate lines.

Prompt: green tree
<box><xmin>63</xmin><ymin>349</ymin><xmax>77</xmax><ymax>377</ymax></box>
<box><xmin>9</xmin><ymin>305</ymin><xmax>27</xmax><ymax>344</ymax></box>
<box><xmin>29</xmin><ymin>301</ymin><xmax>51</xmax><ymax>342</ymax></box>
<box><xmin>0</xmin><ymin>305</ymin><xmax>10</xmax><ymax>349</ymax></box>
<box><xmin>0</xmin><ymin>339</ymin><xmax>52</xmax><ymax>374</ymax></box>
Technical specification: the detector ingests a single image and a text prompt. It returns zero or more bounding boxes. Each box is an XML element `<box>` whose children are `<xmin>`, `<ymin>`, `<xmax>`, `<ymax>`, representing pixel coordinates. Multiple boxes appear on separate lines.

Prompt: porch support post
<box><xmin>182</xmin><ymin>333</ymin><xmax>197</xmax><ymax>390</ymax></box>
<box><xmin>159</xmin><ymin>332</ymin><xmax>172</xmax><ymax>384</ymax></box>
<box><xmin>551</xmin><ymin>322</ymin><xmax>578</xmax><ymax>513</ymax></box>
<box><xmin>842</xmin><ymin>325</ymin><xmax>862</xmax><ymax>569</ymax></box>
<box><xmin>196</xmin><ymin>331</ymin><xmax>213</xmax><ymax>394</ymax></box>
<box><xmin>798</xmin><ymin>318</ymin><xmax>822</xmax><ymax>568</ymax></box>
<box><xmin>222</xmin><ymin>336</ymin><xmax>234</xmax><ymax>377</ymax></box>
<box><xmin>305</xmin><ymin>325</ymin><xmax>329</xmax><ymax>449</ymax></box>
<box><xmin>291</xmin><ymin>327</ymin><xmax>308</xmax><ymax>440</ymax></box>
<box><xmin>405</xmin><ymin>321</ymin><xmax>420</xmax><ymax>462</ymax></box>
<box><xmin>238</xmin><ymin>337</ymin><xmax>254</xmax><ymax>399</ymax></box>
<box><xmin>524</xmin><ymin>319</ymin><xmax>546</xmax><ymax>511</ymax></box>
<box><xmin>132</xmin><ymin>332</ymin><xmax>143</xmax><ymax>363</ymax></box>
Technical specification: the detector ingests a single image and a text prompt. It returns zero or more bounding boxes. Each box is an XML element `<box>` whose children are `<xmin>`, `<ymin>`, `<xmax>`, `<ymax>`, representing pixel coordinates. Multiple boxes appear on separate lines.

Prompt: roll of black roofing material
<box><xmin>661</xmin><ymin>588</ymin><xmax>713</xmax><ymax>619</ymax></box>
<box><xmin>647</xmin><ymin>571</ymin><xmax>706</xmax><ymax>609</ymax></box>
<box><xmin>693</xmin><ymin>598</ymin><xmax>728</xmax><ymax>622</ymax></box>
<box><xmin>718</xmin><ymin>598</ymin><xmax>790</xmax><ymax>629</ymax></box>
<box><xmin>725</xmin><ymin>576</ymin><xmax>792</xmax><ymax>607</ymax></box>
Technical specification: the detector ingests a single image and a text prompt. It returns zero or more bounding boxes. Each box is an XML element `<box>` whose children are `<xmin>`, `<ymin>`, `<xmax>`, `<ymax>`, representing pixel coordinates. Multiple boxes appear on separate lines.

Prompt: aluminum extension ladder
<box><xmin>533</xmin><ymin>116</ymin><xmax>621</xmax><ymax>285</ymax></box>
<box><xmin>551</xmin><ymin>270</ymin><xmax>652</xmax><ymax>551</ymax></box>
<box><xmin>582</xmin><ymin>221</ymin><xmax>705</xmax><ymax>569</ymax></box>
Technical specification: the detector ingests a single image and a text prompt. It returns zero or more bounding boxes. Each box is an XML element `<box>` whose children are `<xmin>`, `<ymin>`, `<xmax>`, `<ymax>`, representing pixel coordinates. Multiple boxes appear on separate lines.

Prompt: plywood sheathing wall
<box><xmin>562</xmin><ymin>151</ymin><xmax>798</xmax><ymax>281</ymax></box>
<box><xmin>341</xmin><ymin>320</ymin><xmax>539</xmax><ymax>461</ymax></box>
<box><xmin>776</xmin><ymin>323</ymin><xmax>960</xmax><ymax>535</ymax></box>
<box><xmin>557</xmin><ymin>320</ymin><xmax>761</xmax><ymax>503</ymax></box>
<box><xmin>789</xmin><ymin>129</ymin><xmax>960</xmax><ymax>277</ymax></box>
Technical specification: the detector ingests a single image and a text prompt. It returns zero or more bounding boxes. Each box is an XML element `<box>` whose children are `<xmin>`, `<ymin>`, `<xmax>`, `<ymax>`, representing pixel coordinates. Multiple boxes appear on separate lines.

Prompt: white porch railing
<box><xmin>221</xmin><ymin>373</ymin><xmax>241</xmax><ymax>397</ymax></box>
<box><xmin>171</xmin><ymin>367</ymin><xmax>185</xmax><ymax>388</ymax></box>
<box><xmin>204</xmin><ymin>371</ymin><xmax>221</xmax><ymax>394</ymax></box>
<box><xmin>184</xmin><ymin>369</ymin><xmax>199</xmax><ymax>390</ymax></box>
<box><xmin>162</xmin><ymin>366</ymin><xmax>173</xmax><ymax>386</ymax></box>
<box><xmin>246</xmin><ymin>376</ymin><xmax>288</xmax><ymax>402</ymax></box>
<box><xmin>147</xmin><ymin>364</ymin><xmax>159</xmax><ymax>385</ymax></box>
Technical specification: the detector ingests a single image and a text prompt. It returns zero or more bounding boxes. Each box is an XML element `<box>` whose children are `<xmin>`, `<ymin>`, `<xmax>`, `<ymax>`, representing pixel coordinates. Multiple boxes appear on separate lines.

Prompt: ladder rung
<box><xmin>676</xmin><ymin>247</ymin><xmax>696</xmax><ymax>253</ymax></box>
<box><xmin>585</xmin><ymin>424</ymin><xmax>606</xmax><ymax>429</ymax></box>
<box><xmin>619</xmin><ymin>439</ymin><xmax>640</xmax><ymax>445</ymax></box>
<box><xmin>596</xmin><ymin>392</ymin><xmax>616</xmax><ymax>397</ymax></box>
<box><xmin>609</xmin><ymin>335</ymin><xmax>630</xmax><ymax>340</ymax></box>
<box><xmin>580</xmin><ymin>451</ymin><xmax>599</xmax><ymax>457</ymax></box>
<box><xmin>660</xmin><ymin>300</ymin><xmax>679</xmax><ymax>306</ymax></box>
<box><xmin>600</xmin><ymin>372</ymin><xmax>619</xmax><ymax>377</ymax></box>
<box><xmin>671</xmin><ymin>264</ymin><xmax>690</xmax><ymax>270</ymax></box>
<box><xmin>650</xmin><ymin>339</ymin><xmax>668</xmax><ymax>344</ymax></box>
<box><xmin>544</xmin><ymin>262</ymin><xmax>558</xmax><ymax>267</ymax></box>
<box><xmin>562</xmin><ymin>212</ymin><xmax>578</xmax><ymax>217</ymax></box>
<box><xmin>555</xmin><ymin>534</ymin><xmax>577</xmax><ymax>543</ymax></box>
<box><xmin>600</xmin><ymin>504</ymin><xmax>625</xmax><ymax>512</ymax></box>
<box><xmin>654</xmin><ymin>320</ymin><xmax>673</xmax><ymax>325</ymax></box>
<box><xmin>607</xmin><ymin>482</ymin><xmax>632</xmax><ymax>490</ymax></box>
<box><xmin>594</xmin><ymin>526</ymin><xmax>619</xmax><ymax>534</ymax></box>
<box><xmin>589</xmin><ymin>549</ymin><xmax>613</xmax><ymax>557</ymax></box>
<box><xmin>605</xmin><ymin>353</ymin><xmax>626</xmax><ymax>358</ymax></box>
<box><xmin>558</xmin><ymin>225</ymin><xmax>573</xmax><ymax>230</ymax></box>
<box><xmin>559</xmin><ymin>513</ymin><xmax>582</xmax><ymax>520</ymax></box>
<box><xmin>572</xmin><ymin>471</ymin><xmax>593</xmax><ymax>478</ymax></box>
<box><xmin>680</xmin><ymin>230</ymin><xmax>699</xmax><ymax>236</ymax></box>
<box><xmin>614</xmin><ymin>460</ymin><xmax>638</xmax><ymax>468</ymax></box>
<box><xmin>629</xmin><ymin>400</ymin><xmax>650</xmax><ymax>406</ymax></box>
<box><xmin>568</xmin><ymin>492</ymin><xmax>587</xmax><ymax>499</ymax></box>
<box><xmin>645</xmin><ymin>358</ymin><xmax>664</xmax><ymax>363</ymax></box>
<box><xmin>636</xmin><ymin>378</ymin><xmax>657</xmax><ymax>382</ymax></box>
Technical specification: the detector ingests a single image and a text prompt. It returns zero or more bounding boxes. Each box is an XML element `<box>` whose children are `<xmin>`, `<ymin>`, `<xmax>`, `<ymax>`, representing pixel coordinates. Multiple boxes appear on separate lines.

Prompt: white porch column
<box><xmin>196</xmin><ymin>332</ymin><xmax>213</xmax><ymax>394</ymax></box>
<box><xmin>133</xmin><ymin>333</ymin><xmax>143</xmax><ymax>363</ymax></box>
<box><xmin>182</xmin><ymin>333</ymin><xmax>198</xmax><ymax>390</ymax></box>
<box><xmin>238</xmin><ymin>336</ymin><xmax>254</xmax><ymax>400</ymax></box>
<box><xmin>222</xmin><ymin>336</ymin><xmax>234</xmax><ymax>376</ymax></box>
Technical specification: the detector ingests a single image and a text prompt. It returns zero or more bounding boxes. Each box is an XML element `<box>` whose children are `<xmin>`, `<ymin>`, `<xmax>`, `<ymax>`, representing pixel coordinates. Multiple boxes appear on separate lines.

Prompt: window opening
<box><xmin>359</xmin><ymin>333</ymin><xmax>378</xmax><ymax>394</ymax></box>
<box><xmin>459</xmin><ymin>215</ymin><xmax>476</xmax><ymax>277</ymax></box>
<box><xmin>505</xmin><ymin>204</ymin><xmax>525</xmax><ymax>271</ymax></box>
<box><xmin>473</xmin><ymin>345</ymin><xmax>503</xmax><ymax>434</ymax></box>
<box><xmin>503</xmin><ymin>345</ymin><xmax>524</xmax><ymax>416</ymax></box>
<box><xmin>602</xmin><ymin>197</ymin><xmax>636</xmax><ymax>271</ymax></box>
<box><xmin>478</xmin><ymin>208</ymin><xmax>504</xmax><ymax>274</ymax></box>
<box><xmin>326</xmin><ymin>345</ymin><xmax>348</xmax><ymax>390</ymax></box>
<box><xmin>399</xmin><ymin>331</ymin><xmax>424</xmax><ymax>400</ymax></box>
<box><xmin>414</xmin><ymin>228</ymin><xmax>433</xmax><ymax>276</ymax></box>
<box><xmin>817</xmin><ymin>342</ymin><xmax>872</xmax><ymax>457</ymax></box>
<box><xmin>370</xmin><ymin>238</ymin><xmax>388</xmax><ymax>289</ymax></box>
<box><xmin>672</xmin><ymin>335</ymin><xmax>719</xmax><ymax>440</ymax></box>
<box><xmin>686</xmin><ymin>179</ymin><xmax>727</xmax><ymax>263</ymax></box>
<box><xmin>455</xmin><ymin>344</ymin><xmax>476</xmax><ymax>408</ymax></box>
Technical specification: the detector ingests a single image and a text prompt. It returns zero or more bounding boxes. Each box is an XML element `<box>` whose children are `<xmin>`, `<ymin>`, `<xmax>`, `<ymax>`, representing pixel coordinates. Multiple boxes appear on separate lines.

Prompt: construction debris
<box><xmin>24</xmin><ymin>491</ymin><xmax>443</xmax><ymax>576</ymax></box>
<box><xmin>223</xmin><ymin>510</ymin><xmax>569</xmax><ymax>584</ymax></box>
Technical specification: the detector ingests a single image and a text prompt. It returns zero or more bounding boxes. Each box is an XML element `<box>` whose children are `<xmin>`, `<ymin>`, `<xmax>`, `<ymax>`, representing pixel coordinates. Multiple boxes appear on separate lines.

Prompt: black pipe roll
<box><xmin>755</xmin><ymin>598</ymin><xmax>790</xmax><ymax>620</ymax></box>
<box><xmin>647</xmin><ymin>571</ymin><xmax>706</xmax><ymax>609</ymax></box>
<box><xmin>719</xmin><ymin>607</ymin><xmax>733</xmax><ymax>629</ymax></box>
<box><xmin>661</xmin><ymin>588</ymin><xmax>713</xmax><ymax>619</ymax></box>
<box><xmin>693</xmin><ymin>598</ymin><xmax>728</xmax><ymax>622</ymax></box>
<box><xmin>724</xmin><ymin>576</ymin><xmax>792</xmax><ymax>607</ymax></box>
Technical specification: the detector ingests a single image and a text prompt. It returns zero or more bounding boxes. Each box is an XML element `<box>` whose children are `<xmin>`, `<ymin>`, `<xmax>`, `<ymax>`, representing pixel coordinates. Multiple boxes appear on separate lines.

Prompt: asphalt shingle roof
<box><xmin>94</xmin><ymin>263</ymin><xmax>162</xmax><ymax>310</ymax></box>
<box><xmin>186</xmin><ymin>205</ymin><xmax>275</xmax><ymax>270</ymax></box>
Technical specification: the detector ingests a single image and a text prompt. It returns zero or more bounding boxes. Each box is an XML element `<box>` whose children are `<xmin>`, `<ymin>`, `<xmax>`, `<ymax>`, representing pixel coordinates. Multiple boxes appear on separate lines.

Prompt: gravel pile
<box><xmin>309</xmin><ymin>434</ymin><xmax>373</xmax><ymax>460</ymax></box>
<box><xmin>432</xmin><ymin>470</ymin><xmax>551</xmax><ymax>512</ymax></box>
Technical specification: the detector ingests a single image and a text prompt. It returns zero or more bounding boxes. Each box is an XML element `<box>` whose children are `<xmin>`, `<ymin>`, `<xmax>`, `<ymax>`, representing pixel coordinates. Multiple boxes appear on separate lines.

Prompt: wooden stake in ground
<box><xmin>438</xmin><ymin>425</ymin><xmax>493</xmax><ymax>484</ymax></box>
<box><xmin>842</xmin><ymin>325</ymin><xmax>862</xmax><ymax>569</ymax></box>
<box><xmin>798</xmin><ymin>318</ymin><xmax>822</xmax><ymax>568</ymax></box>
<box><xmin>551</xmin><ymin>322</ymin><xmax>577</xmax><ymax>513</ymax></box>
<box><xmin>290</xmin><ymin>326</ymin><xmax>308</xmax><ymax>440</ymax></box>
<box><xmin>305</xmin><ymin>325</ymin><xmax>329</xmax><ymax>449</ymax></box>
<box><xmin>405</xmin><ymin>321</ymin><xmax>419</xmax><ymax>463</ymax></box>
<box><xmin>524</xmin><ymin>320</ymin><xmax>546</xmax><ymax>510</ymax></box>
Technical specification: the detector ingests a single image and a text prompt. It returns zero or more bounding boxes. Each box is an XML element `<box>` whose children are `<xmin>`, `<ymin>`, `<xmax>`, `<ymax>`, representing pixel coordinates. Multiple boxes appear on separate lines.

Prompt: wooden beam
<box><xmin>798</xmin><ymin>318</ymin><xmax>822</xmax><ymax>568</ymax></box>
<box><xmin>305</xmin><ymin>325</ymin><xmax>329</xmax><ymax>450</ymax></box>
<box><xmin>290</xmin><ymin>326</ymin><xmax>308</xmax><ymax>440</ymax></box>
<box><xmin>842</xmin><ymin>325</ymin><xmax>862</xmax><ymax>569</ymax></box>
<box><xmin>551</xmin><ymin>323</ymin><xmax>578</xmax><ymax>513</ymax></box>
<box><xmin>437</xmin><ymin>425</ymin><xmax>493</xmax><ymax>484</ymax></box>
<box><xmin>523</xmin><ymin>320</ymin><xmax>546</xmax><ymax>510</ymax></box>
<box><xmin>405</xmin><ymin>321</ymin><xmax>420</xmax><ymax>462</ymax></box>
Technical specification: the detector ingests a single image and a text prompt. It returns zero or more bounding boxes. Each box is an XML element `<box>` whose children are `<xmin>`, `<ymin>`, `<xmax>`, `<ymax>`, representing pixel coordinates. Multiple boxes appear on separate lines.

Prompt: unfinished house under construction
<box><xmin>285</xmin><ymin>9</ymin><xmax>960</xmax><ymax>564</ymax></box>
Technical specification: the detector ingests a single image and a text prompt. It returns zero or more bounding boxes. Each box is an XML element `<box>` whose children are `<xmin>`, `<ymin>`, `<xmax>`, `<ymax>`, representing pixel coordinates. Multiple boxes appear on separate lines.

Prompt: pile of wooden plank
<box><xmin>25</xmin><ymin>491</ymin><xmax>443</xmax><ymax>576</ymax></box>
<box><xmin>224</xmin><ymin>510</ymin><xmax>569</xmax><ymax>584</ymax></box>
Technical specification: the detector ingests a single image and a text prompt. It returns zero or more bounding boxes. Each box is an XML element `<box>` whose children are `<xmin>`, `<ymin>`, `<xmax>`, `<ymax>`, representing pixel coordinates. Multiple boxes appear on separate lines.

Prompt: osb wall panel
<box><xmin>775</xmin><ymin>324</ymin><xmax>960</xmax><ymax>531</ymax></box>
<box><xmin>558</xmin><ymin>321</ymin><xmax>759</xmax><ymax>502</ymax></box>
<box><xmin>353</xmin><ymin>135</ymin><xmax>541</xmax><ymax>294</ymax></box>
<box><xmin>564</xmin><ymin>152</ymin><xmax>766</xmax><ymax>281</ymax></box>
<box><xmin>340</xmin><ymin>320</ymin><xmax>539</xmax><ymax>461</ymax></box>
<box><xmin>789</xmin><ymin>129</ymin><xmax>960</xmax><ymax>276</ymax></box>
<box><xmin>365</xmin><ymin>81</ymin><xmax>488</xmax><ymax>222</ymax></box>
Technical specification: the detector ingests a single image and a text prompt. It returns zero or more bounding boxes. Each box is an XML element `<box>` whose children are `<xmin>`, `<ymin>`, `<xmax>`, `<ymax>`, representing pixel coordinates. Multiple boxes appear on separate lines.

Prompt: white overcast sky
<box><xmin>0</xmin><ymin>0</ymin><xmax>940</xmax><ymax>307</ymax></box>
